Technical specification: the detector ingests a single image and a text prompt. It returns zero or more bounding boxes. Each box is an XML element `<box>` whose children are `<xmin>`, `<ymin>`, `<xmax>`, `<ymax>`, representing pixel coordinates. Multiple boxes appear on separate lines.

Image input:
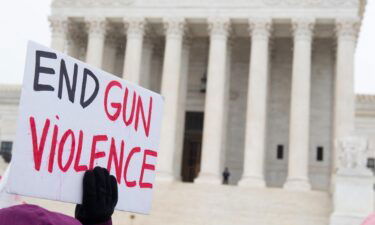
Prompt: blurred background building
<box><xmin>0</xmin><ymin>0</ymin><xmax>374</xmax><ymax>224</ymax></box>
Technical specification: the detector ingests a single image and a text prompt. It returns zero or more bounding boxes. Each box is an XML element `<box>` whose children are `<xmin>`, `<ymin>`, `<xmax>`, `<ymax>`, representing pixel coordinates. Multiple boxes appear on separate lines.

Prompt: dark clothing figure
<box><xmin>0</xmin><ymin>167</ymin><xmax>117</xmax><ymax>225</ymax></box>
<box><xmin>222</xmin><ymin>167</ymin><xmax>230</xmax><ymax>185</ymax></box>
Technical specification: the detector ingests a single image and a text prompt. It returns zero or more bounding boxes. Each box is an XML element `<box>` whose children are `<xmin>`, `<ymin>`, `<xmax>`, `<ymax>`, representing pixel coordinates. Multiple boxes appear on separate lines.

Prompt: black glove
<box><xmin>75</xmin><ymin>167</ymin><xmax>118</xmax><ymax>225</ymax></box>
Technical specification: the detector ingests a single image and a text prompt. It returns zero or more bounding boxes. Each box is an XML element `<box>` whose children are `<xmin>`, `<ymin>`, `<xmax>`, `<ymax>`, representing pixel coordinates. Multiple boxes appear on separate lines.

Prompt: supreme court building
<box><xmin>0</xmin><ymin>0</ymin><xmax>374</xmax><ymax>224</ymax></box>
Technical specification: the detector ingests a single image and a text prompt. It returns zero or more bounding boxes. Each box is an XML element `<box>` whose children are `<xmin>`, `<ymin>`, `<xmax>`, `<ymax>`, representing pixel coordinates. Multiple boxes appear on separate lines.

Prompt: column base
<box><xmin>283</xmin><ymin>178</ymin><xmax>311</xmax><ymax>191</ymax></box>
<box><xmin>155</xmin><ymin>171</ymin><xmax>175</xmax><ymax>182</ymax></box>
<box><xmin>194</xmin><ymin>173</ymin><xmax>221</xmax><ymax>185</ymax></box>
<box><xmin>238</xmin><ymin>176</ymin><xmax>266</xmax><ymax>188</ymax></box>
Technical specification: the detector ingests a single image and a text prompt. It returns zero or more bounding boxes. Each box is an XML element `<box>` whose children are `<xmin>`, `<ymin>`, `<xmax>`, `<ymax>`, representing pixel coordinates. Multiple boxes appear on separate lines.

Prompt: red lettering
<box><xmin>57</xmin><ymin>129</ymin><xmax>75</xmax><ymax>172</ymax></box>
<box><xmin>74</xmin><ymin>130</ymin><xmax>88</xmax><ymax>172</ymax></box>
<box><xmin>89</xmin><ymin>135</ymin><xmax>108</xmax><ymax>170</ymax></box>
<box><xmin>104</xmin><ymin>81</ymin><xmax>122</xmax><ymax>121</ymax></box>
<box><xmin>139</xmin><ymin>149</ymin><xmax>157</xmax><ymax>189</ymax></box>
<box><xmin>124</xmin><ymin>147</ymin><xmax>140</xmax><ymax>187</ymax></box>
<box><xmin>106</xmin><ymin>138</ymin><xmax>125</xmax><ymax>184</ymax></box>
<box><xmin>123</xmin><ymin>88</ymin><xmax>137</xmax><ymax>126</ymax></box>
<box><xmin>29</xmin><ymin>116</ymin><xmax>50</xmax><ymax>171</ymax></box>
<box><xmin>104</xmin><ymin>82</ymin><xmax>154</xmax><ymax>137</ymax></box>
<box><xmin>48</xmin><ymin>124</ymin><xmax>59</xmax><ymax>173</ymax></box>
<box><xmin>135</xmin><ymin>96</ymin><xmax>153</xmax><ymax>137</ymax></box>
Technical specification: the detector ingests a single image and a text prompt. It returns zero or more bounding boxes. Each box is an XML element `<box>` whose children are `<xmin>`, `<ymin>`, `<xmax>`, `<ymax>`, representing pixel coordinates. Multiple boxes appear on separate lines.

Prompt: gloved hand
<box><xmin>75</xmin><ymin>167</ymin><xmax>118</xmax><ymax>225</ymax></box>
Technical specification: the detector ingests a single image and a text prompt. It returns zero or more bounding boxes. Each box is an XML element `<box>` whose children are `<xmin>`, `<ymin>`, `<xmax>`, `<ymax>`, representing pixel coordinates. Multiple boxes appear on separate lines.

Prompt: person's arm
<box><xmin>75</xmin><ymin>167</ymin><xmax>118</xmax><ymax>225</ymax></box>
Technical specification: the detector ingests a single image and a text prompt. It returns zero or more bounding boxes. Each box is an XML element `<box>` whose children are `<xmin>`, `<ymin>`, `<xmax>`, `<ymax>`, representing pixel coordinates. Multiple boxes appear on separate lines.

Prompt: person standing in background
<box><xmin>222</xmin><ymin>167</ymin><xmax>230</xmax><ymax>185</ymax></box>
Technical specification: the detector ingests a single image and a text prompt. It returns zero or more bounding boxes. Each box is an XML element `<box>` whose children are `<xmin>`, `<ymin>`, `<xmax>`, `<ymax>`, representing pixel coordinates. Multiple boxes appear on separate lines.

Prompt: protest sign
<box><xmin>7</xmin><ymin>41</ymin><xmax>164</xmax><ymax>214</ymax></box>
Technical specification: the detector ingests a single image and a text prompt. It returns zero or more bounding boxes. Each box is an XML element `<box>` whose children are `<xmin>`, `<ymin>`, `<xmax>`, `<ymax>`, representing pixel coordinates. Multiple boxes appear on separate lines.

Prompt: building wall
<box><xmin>169</xmin><ymin>36</ymin><xmax>335</xmax><ymax>189</ymax></box>
<box><xmin>308</xmin><ymin>38</ymin><xmax>334</xmax><ymax>190</ymax></box>
<box><xmin>264</xmin><ymin>38</ymin><xmax>334</xmax><ymax>190</ymax></box>
<box><xmin>265</xmin><ymin>38</ymin><xmax>293</xmax><ymax>187</ymax></box>
<box><xmin>225</xmin><ymin>38</ymin><xmax>249</xmax><ymax>184</ymax></box>
<box><xmin>186</xmin><ymin>38</ymin><xmax>208</xmax><ymax>112</ymax></box>
<box><xmin>0</xmin><ymin>37</ymin><xmax>371</xmax><ymax>191</ymax></box>
<box><xmin>0</xmin><ymin>86</ymin><xmax>20</xmax><ymax>146</ymax></box>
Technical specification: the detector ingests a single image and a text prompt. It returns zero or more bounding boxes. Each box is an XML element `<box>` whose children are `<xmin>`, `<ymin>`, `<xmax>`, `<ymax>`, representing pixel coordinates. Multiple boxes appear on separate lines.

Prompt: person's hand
<box><xmin>75</xmin><ymin>167</ymin><xmax>118</xmax><ymax>225</ymax></box>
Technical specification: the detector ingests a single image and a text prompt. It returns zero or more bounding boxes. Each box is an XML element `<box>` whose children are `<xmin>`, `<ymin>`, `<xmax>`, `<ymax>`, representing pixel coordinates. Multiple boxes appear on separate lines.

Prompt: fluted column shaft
<box><xmin>284</xmin><ymin>18</ymin><xmax>315</xmax><ymax>191</ymax></box>
<box><xmin>123</xmin><ymin>18</ymin><xmax>145</xmax><ymax>84</ymax></box>
<box><xmin>195</xmin><ymin>18</ymin><xmax>230</xmax><ymax>184</ymax></box>
<box><xmin>239</xmin><ymin>18</ymin><xmax>271</xmax><ymax>187</ymax></box>
<box><xmin>85</xmin><ymin>17</ymin><xmax>106</xmax><ymax>68</ymax></box>
<box><xmin>173</xmin><ymin>38</ymin><xmax>191</xmax><ymax>178</ymax></box>
<box><xmin>157</xmin><ymin>18</ymin><xmax>186</xmax><ymax>181</ymax></box>
<box><xmin>49</xmin><ymin>16</ymin><xmax>67</xmax><ymax>52</ymax></box>
<box><xmin>333</xmin><ymin>18</ymin><xmax>359</xmax><ymax>168</ymax></box>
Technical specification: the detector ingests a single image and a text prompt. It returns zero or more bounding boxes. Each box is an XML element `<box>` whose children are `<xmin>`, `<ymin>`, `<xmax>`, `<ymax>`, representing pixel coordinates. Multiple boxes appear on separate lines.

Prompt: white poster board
<box><xmin>7</xmin><ymin>41</ymin><xmax>164</xmax><ymax>214</ymax></box>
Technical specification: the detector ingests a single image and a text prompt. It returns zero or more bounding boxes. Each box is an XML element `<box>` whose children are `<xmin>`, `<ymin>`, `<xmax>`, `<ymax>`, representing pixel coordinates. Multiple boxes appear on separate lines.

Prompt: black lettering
<box><xmin>58</xmin><ymin>59</ymin><xmax>78</xmax><ymax>103</ymax></box>
<box><xmin>80</xmin><ymin>68</ymin><xmax>99</xmax><ymax>108</ymax></box>
<box><xmin>34</xmin><ymin>50</ymin><xmax>57</xmax><ymax>92</ymax></box>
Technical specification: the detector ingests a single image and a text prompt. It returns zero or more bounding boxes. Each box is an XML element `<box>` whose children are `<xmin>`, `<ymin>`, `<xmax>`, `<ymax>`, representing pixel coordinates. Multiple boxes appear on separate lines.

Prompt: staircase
<box><xmin>26</xmin><ymin>182</ymin><xmax>332</xmax><ymax>225</ymax></box>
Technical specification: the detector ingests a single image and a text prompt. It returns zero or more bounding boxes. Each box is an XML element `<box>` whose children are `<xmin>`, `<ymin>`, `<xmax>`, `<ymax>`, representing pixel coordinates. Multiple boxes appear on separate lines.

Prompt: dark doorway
<box><xmin>181</xmin><ymin>112</ymin><xmax>204</xmax><ymax>182</ymax></box>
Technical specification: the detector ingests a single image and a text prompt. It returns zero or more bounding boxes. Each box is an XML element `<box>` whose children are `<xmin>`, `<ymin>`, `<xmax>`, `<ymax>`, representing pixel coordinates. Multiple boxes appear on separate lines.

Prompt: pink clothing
<box><xmin>0</xmin><ymin>204</ymin><xmax>112</xmax><ymax>225</ymax></box>
<box><xmin>362</xmin><ymin>213</ymin><xmax>375</xmax><ymax>225</ymax></box>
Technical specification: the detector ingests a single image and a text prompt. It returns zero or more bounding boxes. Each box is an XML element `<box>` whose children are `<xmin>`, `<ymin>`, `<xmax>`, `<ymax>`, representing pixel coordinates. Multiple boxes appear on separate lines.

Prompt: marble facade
<box><xmin>0</xmin><ymin>0</ymin><xmax>373</xmax><ymax>224</ymax></box>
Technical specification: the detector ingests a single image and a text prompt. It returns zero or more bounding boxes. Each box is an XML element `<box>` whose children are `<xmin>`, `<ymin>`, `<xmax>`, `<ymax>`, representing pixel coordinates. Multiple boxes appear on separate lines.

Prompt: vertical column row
<box><xmin>174</xmin><ymin>38</ymin><xmax>192</xmax><ymax>178</ymax></box>
<box><xmin>195</xmin><ymin>18</ymin><xmax>231</xmax><ymax>184</ymax></box>
<box><xmin>52</xmin><ymin>16</ymin><xmax>358</xmax><ymax>188</ymax></box>
<box><xmin>157</xmin><ymin>18</ymin><xmax>187</xmax><ymax>181</ymax></box>
<box><xmin>122</xmin><ymin>17</ymin><xmax>145</xmax><ymax>84</ymax></box>
<box><xmin>283</xmin><ymin>18</ymin><xmax>315</xmax><ymax>191</ymax></box>
<box><xmin>85</xmin><ymin>17</ymin><xmax>107</xmax><ymax>68</ymax></box>
<box><xmin>239</xmin><ymin>18</ymin><xmax>271</xmax><ymax>187</ymax></box>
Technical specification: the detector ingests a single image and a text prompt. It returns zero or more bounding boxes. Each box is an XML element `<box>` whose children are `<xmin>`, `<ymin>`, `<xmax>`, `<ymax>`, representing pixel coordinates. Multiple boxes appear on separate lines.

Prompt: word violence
<box><xmin>29</xmin><ymin>116</ymin><xmax>157</xmax><ymax>189</ymax></box>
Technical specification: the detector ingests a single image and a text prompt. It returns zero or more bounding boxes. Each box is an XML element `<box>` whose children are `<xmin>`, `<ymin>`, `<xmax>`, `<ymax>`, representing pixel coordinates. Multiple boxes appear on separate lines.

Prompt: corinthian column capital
<box><xmin>335</xmin><ymin>17</ymin><xmax>360</xmax><ymax>42</ymax></box>
<box><xmin>208</xmin><ymin>17</ymin><xmax>231</xmax><ymax>38</ymax></box>
<box><xmin>49</xmin><ymin>15</ymin><xmax>68</xmax><ymax>37</ymax></box>
<box><xmin>124</xmin><ymin>17</ymin><xmax>146</xmax><ymax>38</ymax></box>
<box><xmin>85</xmin><ymin>17</ymin><xmax>107</xmax><ymax>38</ymax></box>
<box><xmin>292</xmin><ymin>18</ymin><xmax>315</xmax><ymax>42</ymax></box>
<box><xmin>163</xmin><ymin>17</ymin><xmax>186</xmax><ymax>39</ymax></box>
<box><xmin>248</xmin><ymin>17</ymin><xmax>272</xmax><ymax>40</ymax></box>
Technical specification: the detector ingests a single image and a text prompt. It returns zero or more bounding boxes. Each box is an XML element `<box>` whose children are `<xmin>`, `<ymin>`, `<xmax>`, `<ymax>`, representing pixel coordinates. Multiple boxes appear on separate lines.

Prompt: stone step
<box><xmin>25</xmin><ymin>181</ymin><xmax>332</xmax><ymax>225</ymax></box>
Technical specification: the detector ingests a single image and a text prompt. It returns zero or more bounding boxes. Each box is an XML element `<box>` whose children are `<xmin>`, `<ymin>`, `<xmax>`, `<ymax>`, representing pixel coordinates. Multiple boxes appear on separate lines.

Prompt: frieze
<box><xmin>52</xmin><ymin>0</ymin><xmax>135</xmax><ymax>8</ymax></box>
<box><xmin>52</xmin><ymin>0</ymin><xmax>358</xmax><ymax>8</ymax></box>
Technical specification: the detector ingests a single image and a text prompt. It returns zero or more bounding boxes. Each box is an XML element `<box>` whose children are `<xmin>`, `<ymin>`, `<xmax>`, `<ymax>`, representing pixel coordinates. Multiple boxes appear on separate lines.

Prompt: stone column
<box><xmin>333</xmin><ymin>18</ymin><xmax>359</xmax><ymax>168</ymax></box>
<box><xmin>49</xmin><ymin>16</ymin><xmax>67</xmax><ymax>52</ymax></box>
<box><xmin>157</xmin><ymin>18</ymin><xmax>186</xmax><ymax>181</ymax></box>
<box><xmin>238</xmin><ymin>18</ymin><xmax>271</xmax><ymax>188</ymax></box>
<box><xmin>173</xmin><ymin>38</ymin><xmax>191</xmax><ymax>179</ymax></box>
<box><xmin>123</xmin><ymin>18</ymin><xmax>145</xmax><ymax>84</ymax></box>
<box><xmin>283</xmin><ymin>18</ymin><xmax>315</xmax><ymax>191</ymax></box>
<box><xmin>195</xmin><ymin>18</ymin><xmax>230</xmax><ymax>184</ymax></box>
<box><xmin>85</xmin><ymin>17</ymin><xmax>107</xmax><ymax>68</ymax></box>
